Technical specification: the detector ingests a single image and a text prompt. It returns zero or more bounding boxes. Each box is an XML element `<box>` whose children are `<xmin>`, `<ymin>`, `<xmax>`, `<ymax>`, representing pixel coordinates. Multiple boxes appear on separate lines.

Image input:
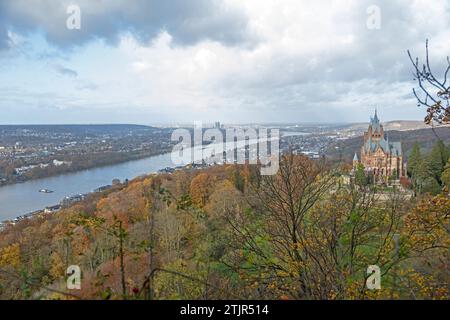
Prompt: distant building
<box><xmin>353</xmin><ymin>110</ymin><xmax>406</xmax><ymax>181</ymax></box>
<box><xmin>61</xmin><ymin>194</ymin><xmax>85</xmax><ymax>208</ymax></box>
<box><xmin>44</xmin><ymin>205</ymin><xmax>61</xmax><ymax>214</ymax></box>
<box><xmin>53</xmin><ymin>159</ymin><xmax>72</xmax><ymax>166</ymax></box>
<box><xmin>94</xmin><ymin>185</ymin><xmax>112</xmax><ymax>193</ymax></box>
<box><xmin>214</xmin><ymin>121</ymin><xmax>221</xmax><ymax>129</ymax></box>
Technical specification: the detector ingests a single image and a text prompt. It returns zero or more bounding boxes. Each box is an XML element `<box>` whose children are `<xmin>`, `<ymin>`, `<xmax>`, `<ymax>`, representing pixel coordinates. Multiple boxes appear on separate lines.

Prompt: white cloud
<box><xmin>0</xmin><ymin>0</ymin><xmax>449</xmax><ymax>123</ymax></box>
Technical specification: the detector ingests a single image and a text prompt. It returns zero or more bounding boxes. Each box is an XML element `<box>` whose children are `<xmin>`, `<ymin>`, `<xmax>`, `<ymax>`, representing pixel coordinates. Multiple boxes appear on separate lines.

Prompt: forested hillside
<box><xmin>0</xmin><ymin>155</ymin><xmax>448</xmax><ymax>300</ymax></box>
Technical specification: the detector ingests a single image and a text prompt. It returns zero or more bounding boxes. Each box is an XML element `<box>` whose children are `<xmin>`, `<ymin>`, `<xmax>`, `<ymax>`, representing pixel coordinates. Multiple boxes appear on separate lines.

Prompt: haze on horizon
<box><xmin>1</xmin><ymin>0</ymin><xmax>449</xmax><ymax>125</ymax></box>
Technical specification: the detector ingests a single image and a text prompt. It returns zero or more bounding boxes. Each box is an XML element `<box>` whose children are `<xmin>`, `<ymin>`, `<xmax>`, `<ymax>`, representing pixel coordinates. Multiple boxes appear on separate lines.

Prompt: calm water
<box><xmin>0</xmin><ymin>152</ymin><xmax>174</xmax><ymax>221</ymax></box>
<box><xmin>0</xmin><ymin>135</ymin><xmax>281</xmax><ymax>221</ymax></box>
<box><xmin>281</xmin><ymin>131</ymin><xmax>310</xmax><ymax>137</ymax></box>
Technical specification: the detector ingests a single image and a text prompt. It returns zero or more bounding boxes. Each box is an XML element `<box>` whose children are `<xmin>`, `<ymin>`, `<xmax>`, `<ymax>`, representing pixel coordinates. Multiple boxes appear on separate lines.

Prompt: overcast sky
<box><xmin>0</xmin><ymin>0</ymin><xmax>449</xmax><ymax>124</ymax></box>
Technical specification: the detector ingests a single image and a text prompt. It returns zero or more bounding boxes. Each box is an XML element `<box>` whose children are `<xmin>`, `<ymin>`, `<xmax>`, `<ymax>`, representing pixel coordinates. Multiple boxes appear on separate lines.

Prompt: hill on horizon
<box><xmin>326</xmin><ymin>127</ymin><xmax>450</xmax><ymax>162</ymax></box>
<box><xmin>0</xmin><ymin>124</ymin><xmax>159</xmax><ymax>135</ymax></box>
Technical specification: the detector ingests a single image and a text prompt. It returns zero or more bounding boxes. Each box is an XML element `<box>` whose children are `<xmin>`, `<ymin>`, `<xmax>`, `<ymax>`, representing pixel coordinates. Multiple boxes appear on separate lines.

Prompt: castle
<box><xmin>353</xmin><ymin>110</ymin><xmax>406</xmax><ymax>182</ymax></box>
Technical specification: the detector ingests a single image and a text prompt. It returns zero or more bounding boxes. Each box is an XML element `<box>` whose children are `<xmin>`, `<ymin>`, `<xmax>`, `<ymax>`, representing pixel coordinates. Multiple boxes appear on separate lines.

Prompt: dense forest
<box><xmin>0</xmin><ymin>151</ymin><xmax>448</xmax><ymax>300</ymax></box>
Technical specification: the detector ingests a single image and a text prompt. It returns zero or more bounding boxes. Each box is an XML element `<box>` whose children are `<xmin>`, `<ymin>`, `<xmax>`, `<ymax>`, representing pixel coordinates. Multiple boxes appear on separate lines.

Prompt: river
<box><xmin>0</xmin><ymin>132</ymin><xmax>288</xmax><ymax>221</ymax></box>
<box><xmin>0</xmin><ymin>152</ymin><xmax>174</xmax><ymax>221</ymax></box>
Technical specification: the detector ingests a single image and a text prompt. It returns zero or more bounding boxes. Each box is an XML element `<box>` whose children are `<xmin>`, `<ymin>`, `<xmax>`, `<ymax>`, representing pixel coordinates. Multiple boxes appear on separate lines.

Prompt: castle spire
<box><xmin>374</xmin><ymin>108</ymin><xmax>379</xmax><ymax>122</ymax></box>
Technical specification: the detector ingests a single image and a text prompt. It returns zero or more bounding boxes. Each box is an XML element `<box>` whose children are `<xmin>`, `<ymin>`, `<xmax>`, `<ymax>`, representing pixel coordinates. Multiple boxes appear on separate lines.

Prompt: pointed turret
<box><xmin>369</xmin><ymin>108</ymin><xmax>382</xmax><ymax>135</ymax></box>
<box><xmin>353</xmin><ymin>152</ymin><xmax>359</xmax><ymax>168</ymax></box>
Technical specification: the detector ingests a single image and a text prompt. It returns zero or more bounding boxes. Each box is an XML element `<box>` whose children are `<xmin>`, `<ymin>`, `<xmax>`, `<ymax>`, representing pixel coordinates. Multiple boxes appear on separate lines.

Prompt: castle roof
<box><xmin>363</xmin><ymin>110</ymin><xmax>403</xmax><ymax>157</ymax></box>
<box><xmin>369</xmin><ymin>109</ymin><xmax>382</xmax><ymax>132</ymax></box>
<box><xmin>353</xmin><ymin>153</ymin><xmax>359</xmax><ymax>161</ymax></box>
<box><xmin>364</xmin><ymin>132</ymin><xmax>402</xmax><ymax>156</ymax></box>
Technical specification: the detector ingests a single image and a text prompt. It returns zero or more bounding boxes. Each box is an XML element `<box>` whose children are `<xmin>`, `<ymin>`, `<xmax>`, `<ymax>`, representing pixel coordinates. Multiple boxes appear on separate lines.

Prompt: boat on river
<box><xmin>39</xmin><ymin>189</ymin><xmax>54</xmax><ymax>194</ymax></box>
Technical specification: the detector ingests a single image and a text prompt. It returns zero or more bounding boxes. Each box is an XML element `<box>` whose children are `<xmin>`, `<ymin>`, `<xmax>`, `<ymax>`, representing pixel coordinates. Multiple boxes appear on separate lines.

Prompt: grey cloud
<box><xmin>76</xmin><ymin>82</ymin><xmax>98</xmax><ymax>91</ymax></box>
<box><xmin>226</xmin><ymin>0</ymin><xmax>449</xmax><ymax>94</ymax></box>
<box><xmin>1</xmin><ymin>0</ymin><xmax>448</xmax><ymax>123</ymax></box>
<box><xmin>0</xmin><ymin>22</ymin><xmax>10</xmax><ymax>49</ymax></box>
<box><xmin>0</xmin><ymin>0</ymin><xmax>253</xmax><ymax>49</ymax></box>
<box><xmin>54</xmin><ymin>64</ymin><xmax>78</xmax><ymax>77</ymax></box>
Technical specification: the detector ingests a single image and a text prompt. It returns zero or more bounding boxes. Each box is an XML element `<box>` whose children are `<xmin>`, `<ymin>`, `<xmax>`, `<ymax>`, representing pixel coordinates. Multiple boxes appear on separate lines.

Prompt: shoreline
<box><xmin>0</xmin><ymin>158</ymin><xmax>218</xmax><ymax>228</ymax></box>
<box><xmin>0</xmin><ymin>147</ymin><xmax>173</xmax><ymax>188</ymax></box>
<box><xmin>0</xmin><ymin>137</ymin><xmax>294</xmax><ymax>225</ymax></box>
<box><xmin>0</xmin><ymin>150</ymin><xmax>175</xmax><ymax>225</ymax></box>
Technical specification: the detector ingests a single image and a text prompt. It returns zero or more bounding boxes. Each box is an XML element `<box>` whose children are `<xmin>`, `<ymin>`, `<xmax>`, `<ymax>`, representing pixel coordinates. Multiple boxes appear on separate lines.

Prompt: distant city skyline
<box><xmin>1</xmin><ymin>0</ymin><xmax>449</xmax><ymax>124</ymax></box>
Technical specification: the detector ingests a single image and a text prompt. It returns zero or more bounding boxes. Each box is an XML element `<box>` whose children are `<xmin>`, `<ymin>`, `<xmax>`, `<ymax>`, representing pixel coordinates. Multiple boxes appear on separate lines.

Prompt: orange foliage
<box><xmin>190</xmin><ymin>173</ymin><xmax>217</xmax><ymax>208</ymax></box>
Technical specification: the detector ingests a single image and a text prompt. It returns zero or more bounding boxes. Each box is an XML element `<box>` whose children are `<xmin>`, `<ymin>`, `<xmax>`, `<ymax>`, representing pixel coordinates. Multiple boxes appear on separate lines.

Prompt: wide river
<box><xmin>0</xmin><ymin>152</ymin><xmax>174</xmax><ymax>221</ymax></box>
<box><xmin>0</xmin><ymin>132</ymin><xmax>306</xmax><ymax>221</ymax></box>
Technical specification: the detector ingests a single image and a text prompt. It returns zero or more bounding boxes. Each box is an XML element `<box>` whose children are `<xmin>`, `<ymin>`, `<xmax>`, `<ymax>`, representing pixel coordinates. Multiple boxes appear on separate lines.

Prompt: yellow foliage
<box><xmin>49</xmin><ymin>252</ymin><xmax>65</xmax><ymax>279</ymax></box>
<box><xmin>0</xmin><ymin>243</ymin><xmax>21</xmax><ymax>269</ymax></box>
<box><xmin>190</xmin><ymin>173</ymin><xmax>216</xmax><ymax>208</ymax></box>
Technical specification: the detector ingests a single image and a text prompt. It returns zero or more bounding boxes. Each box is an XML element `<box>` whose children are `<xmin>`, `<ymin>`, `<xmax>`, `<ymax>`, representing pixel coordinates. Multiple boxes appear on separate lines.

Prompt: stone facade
<box><xmin>354</xmin><ymin>110</ymin><xmax>406</xmax><ymax>181</ymax></box>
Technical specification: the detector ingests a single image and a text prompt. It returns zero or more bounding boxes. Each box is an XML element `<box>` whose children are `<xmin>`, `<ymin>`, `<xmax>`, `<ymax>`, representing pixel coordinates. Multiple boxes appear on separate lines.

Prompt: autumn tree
<box><xmin>190</xmin><ymin>173</ymin><xmax>217</xmax><ymax>208</ymax></box>
<box><xmin>223</xmin><ymin>154</ymin><xmax>418</xmax><ymax>299</ymax></box>
<box><xmin>224</xmin><ymin>155</ymin><xmax>339</xmax><ymax>299</ymax></box>
<box><xmin>401</xmin><ymin>193</ymin><xmax>449</xmax><ymax>299</ymax></box>
<box><xmin>0</xmin><ymin>243</ymin><xmax>21</xmax><ymax>269</ymax></box>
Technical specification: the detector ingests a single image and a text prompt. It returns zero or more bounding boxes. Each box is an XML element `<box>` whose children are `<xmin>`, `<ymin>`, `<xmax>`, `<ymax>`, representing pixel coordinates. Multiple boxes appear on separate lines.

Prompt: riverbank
<box><xmin>0</xmin><ymin>186</ymin><xmax>112</xmax><ymax>229</ymax></box>
<box><xmin>0</xmin><ymin>135</ymin><xmax>280</xmax><ymax>220</ymax></box>
<box><xmin>0</xmin><ymin>151</ymin><xmax>178</xmax><ymax>220</ymax></box>
<box><xmin>0</xmin><ymin>158</ymin><xmax>219</xmax><ymax>229</ymax></box>
<box><xmin>0</xmin><ymin>147</ymin><xmax>173</xmax><ymax>188</ymax></box>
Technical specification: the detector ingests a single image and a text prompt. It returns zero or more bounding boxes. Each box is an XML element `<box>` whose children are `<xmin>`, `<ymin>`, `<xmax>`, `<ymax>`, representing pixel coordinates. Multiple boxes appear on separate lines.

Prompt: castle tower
<box><xmin>359</xmin><ymin>109</ymin><xmax>405</xmax><ymax>182</ymax></box>
<box><xmin>368</xmin><ymin>109</ymin><xmax>383</xmax><ymax>142</ymax></box>
<box><xmin>353</xmin><ymin>152</ymin><xmax>359</xmax><ymax>168</ymax></box>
